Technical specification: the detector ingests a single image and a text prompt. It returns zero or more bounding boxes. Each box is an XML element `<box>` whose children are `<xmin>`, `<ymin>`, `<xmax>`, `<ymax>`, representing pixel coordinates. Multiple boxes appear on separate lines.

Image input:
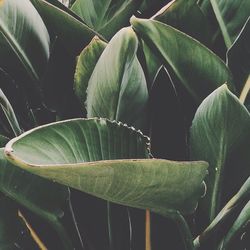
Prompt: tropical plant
<box><xmin>0</xmin><ymin>0</ymin><xmax>249</xmax><ymax>249</ymax></box>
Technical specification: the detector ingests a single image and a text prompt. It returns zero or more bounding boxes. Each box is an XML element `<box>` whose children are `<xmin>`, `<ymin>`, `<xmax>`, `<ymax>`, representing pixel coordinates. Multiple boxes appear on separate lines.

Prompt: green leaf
<box><xmin>152</xmin><ymin>0</ymin><xmax>211</xmax><ymax>45</ymax></box>
<box><xmin>0</xmin><ymin>195</ymin><xmax>35</xmax><ymax>250</ymax></box>
<box><xmin>194</xmin><ymin>177</ymin><xmax>250</xmax><ymax>248</ymax></box>
<box><xmin>4</xmin><ymin>118</ymin><xmax>208</xmax><ymax>217</ymax></box>
<box><xmin>0</xmin><ymin>149</ymin><xmax>75</xmax><ymax>249</ymax></box>
<box><xmin>30</xmin><ymin>0</ymin><xmax>103</xmax><ymax>56</ymax></box>
<box><xmin>200</xmin><ymin>0</ymin><xmax>250</xmax><ymax>48</ymax></box>
<box><xmin>130</xmin><ymin>17</ymin><xmax>234</xmax><ymax>103</ymax></box>
<box><xmin>86</xmin><ymin>27</ymin><xmax>148</xmax><ymax>129</ymax></box>
<box><xmin>71</xmin><ymin>0</ymin><xmax>143</xmax><ymax>40</ymax></box>
<box><xmin>74</xmin><ymin>36</ymin><xmax>107</xmax><ymax>108</ymax></box>
<box><xmin>227</xmin><ymin>17</ymin><xmax>250</xmax><ymax>101</ymax></box>
<box><xmin>190</xmin><ymin>85</ymin><xmax>250</xmax><ymax>223</ymax></box>
<box><xmin>220</xmin><ymin>200</ymin><xmax>250</xmax><ymax>249</ymax></box>
<box><xmin>0</xmin><ymin>0</ymin><xmax>50</xmax><ymax>83</ymax></box>
<box><xmin>0</xmin><ymin>89</ymin><xmax>22</xmax><ymax>136</ymax></box>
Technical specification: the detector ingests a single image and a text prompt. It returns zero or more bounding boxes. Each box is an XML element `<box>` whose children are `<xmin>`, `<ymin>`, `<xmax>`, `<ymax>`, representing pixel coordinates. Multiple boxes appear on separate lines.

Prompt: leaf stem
<box><xmin>107</xmin><ymin>201</ymin><xmax>114</xmax><ymax>250</ymax></box>
<box><xmin>239</xmin><ymin>75</ymin><xmax>250</xmax><ymax>104</ymax></box>
<box><xmin>145</xmin><ymin>209</ymin><xmax>151</xmax><ymax>250</ymax></box>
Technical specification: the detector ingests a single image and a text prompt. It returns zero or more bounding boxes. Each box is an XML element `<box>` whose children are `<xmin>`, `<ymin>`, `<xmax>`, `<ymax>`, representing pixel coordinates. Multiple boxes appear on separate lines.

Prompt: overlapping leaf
<box><xmin>71</xmin><ymin>0</ymin><xmax>143</xmax><ymax>39</ymax></box>
<box><xmin>190</xmin><ymin>85</ymin><xmax>250</xmax><ymax>223</ymax></box>
<box><xmin>4</xmin><ymin>118</ymin><xmax>208</xmax><ymax>217</ymax></box>
<box><xmin>86</xmin><ymin>27</ymin><xmax>148</xmax><ymax>129</ymax></box>
<box><xmin>130</xmin><ymin>17</ymin><xmax>234</xmax><ymax>103</ymax></box>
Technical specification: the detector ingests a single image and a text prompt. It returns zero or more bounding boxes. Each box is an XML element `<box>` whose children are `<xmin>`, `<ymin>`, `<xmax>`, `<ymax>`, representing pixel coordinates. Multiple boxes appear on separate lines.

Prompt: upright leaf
<box><xmin>200</xmin><ymin>0</ymin><xmax>250</xmax><ymax>48</ymax></box>
<box><xmin>190</xmin><ymin>85</ymin><xmax>250</xmax><ymax>224</ymax></box>
<box><xmin>0</xmin><ymin>0</ymin><xmax>50</xmax><ymax>84</ymax></box>
<box><xmin>4</xmin><ymin>118</ymin><xmax>208</xmax><ymax>217</ymax></box>
<box><xmin>153</xmin><ymin>0</ymin><xmax>211</xmax><ymax>45</ymax></box>
<box><xmin>30</xmin><ymin>0</ymin><xmax>102</xmax><ymax>56</ymax></box>
<box><xmin>71</xmin><ymin>0</ymin><xmax>143</xmax><ymax>39</ymax></box>
<box><xmin>130</xmin><ymin>17</ymin><xmax>234</xmax><ymax>103</ymax></box>
<box><xmin>86</xmin><ymin>28</ymin><xmax>148</xmax><ymax>129</ymax></box>
<box><xmin>74</xmin><ymin>36</ymin><xmax>107</xmax><ymax>108</ymax></box>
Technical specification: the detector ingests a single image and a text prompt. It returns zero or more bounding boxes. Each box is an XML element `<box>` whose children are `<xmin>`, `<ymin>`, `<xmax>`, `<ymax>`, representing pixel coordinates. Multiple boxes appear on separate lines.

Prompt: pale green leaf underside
<box><xmin>0</xmin><ymin>0</ymin><xmax>50</xmax><ymax>81</ymax></box>
<box><xmin>190</xmin><ymin>85</ymin><xmax>250</xmax><ymax>221</ymax></box>
<box><xmin>130</xmin><ymin>17</ymin><xmax>234</xmax><ymax>103</ymax></box>
<box><xmin>4</xmin><ymin>118</ymin><xmax>208</xmax><ymax>216</ymax></box>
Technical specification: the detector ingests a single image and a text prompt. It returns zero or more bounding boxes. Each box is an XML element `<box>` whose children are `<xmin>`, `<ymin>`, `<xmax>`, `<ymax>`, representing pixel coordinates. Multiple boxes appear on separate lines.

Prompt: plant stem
<box><xmin>239</xmin><ymin>75</ymin><xmax>250</xmax><ymax>104</ymax></box>
<box><xmin>145</xmin><ymin>209</ymin><xmax>151</xmax><ymax>250</ymax></box>
<box><xmin>107</xmin><ymin>202</ymin><xmax>114</xmax><ymax>250</ymax></box>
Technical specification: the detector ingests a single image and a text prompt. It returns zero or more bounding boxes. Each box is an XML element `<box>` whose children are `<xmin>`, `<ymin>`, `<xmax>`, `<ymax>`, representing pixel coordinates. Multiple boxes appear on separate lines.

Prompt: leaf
<box><xmin>0</xmin><ymin>0</ymin><xmax>50</xmax><ymax>83</ymax></box>
<box><xmin>152</xmin><ymin>0</ymin><xmax>211</xmax><ymax>45</ymax></box>
<box><xmin>220</xmin><ymin>200</ymin><xmax>250</xmax><ymax>249</ymax></box>
<box><xmin>0</xmin><ymin>195</ymin><xmax>36</xmax><ymax>250</ymax></box>
<box><xmin>86</xmin><ymin>27</ymin><xmax>148</xmax><ymax>129</ymax></box>
<box><xmin>190</xmin><ymin>85</ymin><xmax>250</xmax><ymax>224</ymax></box>
<box><xmin>71</xmin><ymin>0</ymin><xmax>143</xmax><ymax>40</ymax></box>
<box><xmin>74</xmin><ymin>36</ymin><xmax>107</xmax><ymax>108</ymax></box>
<box><xmin>194</xmin><ymin>177</ymin><xmax>250</xmax><ymax>248</ymax></box>
<box><xmin>0</xmin><ymin>89</ymin><xmax>22</xmax><ymax>136</ymax></box>
<box><xmin>227</xmin><ymin>17</ymin><xmax>250</xmax><ymax>97</ymax></box>
<box><xmin>0</xmin><ymin>149</ymin><xmax>76</xmax><ymax>249</ymax></box>
<box><xmin>30</xmin><ymin>0</ymin><xmax>102</xmax><ymax>56</ymax></box>
<box><xmin>200</xmin><ymin>0</ymin><xmax>250</xmax><ymax>48</ymax></box>
<box><xmin>4</xmin><ymin>118</ymin><xmax>208</xmax><ymax>217</ymax></box>
<box><xmin>130</xmin><ymin>17</ymin><xmax>234</xmax><ymax>103</ymax></box>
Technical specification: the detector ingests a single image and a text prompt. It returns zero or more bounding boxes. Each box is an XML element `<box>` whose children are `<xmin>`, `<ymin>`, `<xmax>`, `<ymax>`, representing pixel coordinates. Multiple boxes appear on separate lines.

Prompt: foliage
<box><xmin>0</xmin><ymin>0</ymin><xmax>249</xmax><ymax>249</ymax></box>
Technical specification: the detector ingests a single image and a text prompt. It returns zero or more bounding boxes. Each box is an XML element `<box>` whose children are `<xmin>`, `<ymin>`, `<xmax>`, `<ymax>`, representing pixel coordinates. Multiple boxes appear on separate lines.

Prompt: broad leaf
<box><xmin>0</xmin><ymin>149</ymin><xmax>76</xmax><ymax>249</ymax></box>
<box><xmin>227</xmin><ymin>17</ymin><xmax>250</xmax><ymax>98</ymax></box>
<box><xmin>190</xmin><ymin>85</ymin><xmax>250</xmax><ymax>223</ymax></box>
<box><xmin>152</xmin><ymin>0</ymin><xmax>211</xmax><ymax>45</ymax></box>
<box><xmin>0</xmin><ymin>0</ymin><xmax>50</xmax><ymax>83</ymax></box>
<box><xmin>30</xmin><ymin>0</ymin><xmax>102</xmax><ymax>56</ymax></box>
<box><xmin>74</xmin><ymin>36</ymin><xmax>107</xmax><ymax>108</ymax></box>
<box><xmin>4</xmin><ymin>118</ymin><xmax>208</xmax><ymax>217</ymax></box>
<box><xmin>86</xmin><ymin>27</ymin><xmax>148</xmax><ymax>129</ymax></box>
<box><xmin>0</xmin><ymin>89</ymin><xmax>22</xmax><ymax>136</ymax></box>
<box><xmin>71</xmin><ymin>0</ymin><xmax>143</xmax><ymax>40</ymax></box>
<box><xmin>130</xmin><ymin>17</ymin><xmax>234</xmax><ymax>103</ymax></box>
<box><xmin>199</xmin><ymin>0</ymin><xmax>250</xmax><ymax>48</ymax></box>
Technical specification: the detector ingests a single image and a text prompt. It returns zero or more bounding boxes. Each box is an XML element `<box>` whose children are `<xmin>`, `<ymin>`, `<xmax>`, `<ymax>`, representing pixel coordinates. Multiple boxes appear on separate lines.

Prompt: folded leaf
<box><xmin>190</xmin><ymin>85</ymin><xmax>250</xmax><ymax>223</ymax></box>
<box><xmin>74</xmin><ymin>36</ymin><xmax>107</xmax><ymax>108</ymax></box>
<box><xmin>130</xmin><ymin>17</ymin><xmax>234</xmax><ymax>103</ymax></box>
<box><xmin>0</xmin><ymin>0</ymin><xmax>50</xmax><ymax>83</ymax></box>
<box><xmin>86</xmin><ymin>28</ymin><xmax>148</xmax><ymax>129</ymax></box>
<box><xmin>4</xmin><ymin>118</ymin><xmax>208</xmax><ymax>217</ymax></box>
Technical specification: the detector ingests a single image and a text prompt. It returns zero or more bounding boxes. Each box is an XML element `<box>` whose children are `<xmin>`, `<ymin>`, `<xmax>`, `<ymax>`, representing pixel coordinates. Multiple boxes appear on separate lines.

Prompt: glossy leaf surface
<box><xmin>5</xmin><ymin>118</ymin><xmax>208</xmax><ymax>217</ymax></box>
<box><xmin>190</xmin><ymin>85</ymin><xmax>250</xmax><ymax>223</ymax></box>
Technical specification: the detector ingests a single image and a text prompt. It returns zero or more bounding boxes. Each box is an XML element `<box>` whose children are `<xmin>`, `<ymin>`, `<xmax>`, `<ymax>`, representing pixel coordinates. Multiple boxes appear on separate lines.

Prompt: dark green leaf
<box><xmin>153</xmin><ymin>0</ymin><xmax>211</xmax><ymax>45</ymax></box>
<box><xmin>74</xmin><ymin>36</ymin><xmax>107</xmax><ymax>108</ymax></box>
<box><xmin>30</xmin><ymin>0</ymin><xmax>102</xmax><ymax>56</ymax></box>
<box><xmin>199</xmin><ymin>0</ymin><xmax>250</xmax><ymax>48</ymax></box>
<box><xmin>86</xmin><ymin>27</ymin><xmax>148</xmax><ymax>129</ymax></box>
<box><xmin>71</xmin><ymin>0</ymin><xmax>143</xmax><ymax>40</ymax></box>
<box><xmin>4</xmin><ymin>118</ymin><xmax>208</xmax><ymax>217</ymax></box>
<box><xmin>130</xmin><ymin>17</ymin><xmax>234</xmax><ymax>103</ymax></box>
<box><xmin>190</xmin><ymin>85</ymin><xmax>250</xmax><ymax>224</ymax></box>
<box><xmin>0</xmin><ymin>0</ymin><xmax>50</xmax><ymax>83</ymax></box>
